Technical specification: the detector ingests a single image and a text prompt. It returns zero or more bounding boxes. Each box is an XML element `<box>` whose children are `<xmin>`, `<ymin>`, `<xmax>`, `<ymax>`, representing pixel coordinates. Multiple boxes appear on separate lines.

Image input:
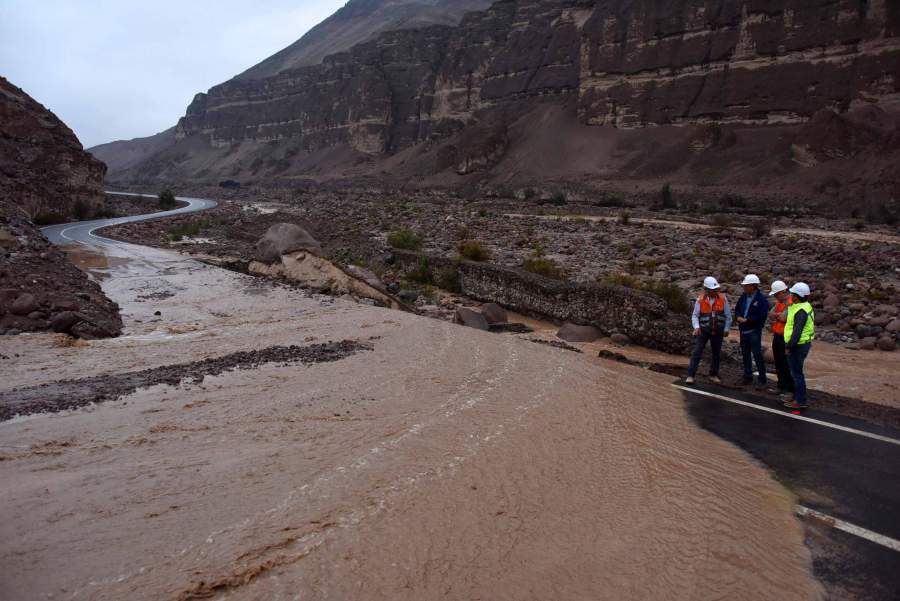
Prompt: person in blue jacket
<box><xmin>735</xmin><ymin>274</ymin><xmax>769</xmax><ymax>388</ymax></box>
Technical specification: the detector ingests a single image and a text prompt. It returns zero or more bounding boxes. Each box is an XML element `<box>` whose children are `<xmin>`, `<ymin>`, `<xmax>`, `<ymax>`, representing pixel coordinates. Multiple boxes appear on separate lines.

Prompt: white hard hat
<box><xmin>789</xmin><ymin>282</ymin><xmax>811</xmax><ymax>298</ymax></box>
<box><xmin>703</xmin><ymin>276</ymin><xmax>720</xmax><ymax>290</ymax></box>
<box><xmin>741</xmin><ymin>274</ymin><xmax>761</xmax><ymax>286</ymax></box>
<box><xmin>769</xmin><ymin>280</ymin><xmax>788</xmax><ymax>296</ymax></box>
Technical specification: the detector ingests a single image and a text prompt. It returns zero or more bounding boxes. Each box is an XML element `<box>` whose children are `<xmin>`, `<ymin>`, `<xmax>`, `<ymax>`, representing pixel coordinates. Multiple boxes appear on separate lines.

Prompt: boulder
<box><xmin>860</xmin><ymin>336</ymin><xmax>877</xmax><ymax>350</ymax></box>
<box><xmin>886</xmin><ymin>319</ymin><xmax>900</xmax><ymax>333</ymax></box>
<box><xmin>255</xmin><ymin>223</ymin><xmax>322</xmax><ymax>264</ymax></box>
<box><xmin>454</xmin><ymin>307</ymin><xmax>489</xmax><ymax>331</ymax></box>
<box><xmin>10</xmin><ymin>293</ymin><xmax>39</xmax><ymax>316</ymax></box>
<box><xmin>611</xmin><ymin>333</ymin><xmax>631</xmax><ymax>346</ymax></box>
<box><xmin>822</xmin><ymin>294</ymin><xmax>841</xmax><ymax>310</ymax></box>
<box><xmin>481</xmin><ymin>303</ymin><xmax>508</xmax><ymax>325</ymax></box>
<box><xmin>556</xmin><ymin>322</ymin><xmax>602</xmax><ymax>343</ymax></box>
<box><xmin>0</xmin><ymin>227</ymin><xmax>17</xmax><ymax>249</ymax></box>
<box><xmin>855</xmin><ymin>323</ymin><xmax>873</xmax><ymax>339</ymax></box>
<box><xmin>50</xmin><ymin>311</ymin><xmax>82</xmax><ymax>333</ymax></box>
<box><xmin>876</xmin><ymin>336</ymin><xmax>897</xmax><ymax>352</ymax></box>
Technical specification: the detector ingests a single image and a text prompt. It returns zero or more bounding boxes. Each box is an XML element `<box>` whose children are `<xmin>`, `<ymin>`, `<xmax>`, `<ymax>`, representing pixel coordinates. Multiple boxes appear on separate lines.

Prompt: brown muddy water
<box><xmin>0</xmin><ymin>246</ymin><xmax>823</xmax><ymax>600</ymax></box>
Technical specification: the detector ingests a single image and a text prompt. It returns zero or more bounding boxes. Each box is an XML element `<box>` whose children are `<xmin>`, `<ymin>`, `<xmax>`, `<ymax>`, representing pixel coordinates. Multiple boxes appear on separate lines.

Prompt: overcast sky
<box><xmin>0</xmin><ymin>0</ymin><xmax>345</xmax><ymax>148</ymax></box>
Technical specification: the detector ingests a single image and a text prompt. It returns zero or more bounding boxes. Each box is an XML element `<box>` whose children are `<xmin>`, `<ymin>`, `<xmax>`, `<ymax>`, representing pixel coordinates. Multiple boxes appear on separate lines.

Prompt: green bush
<box><xmin>523</xmin><ymin>256</ymin><xmax>564</xmax><ymax>279</ymax></box>
<box><xmin>619</xmin><ymin>212</ymin><xmax>631</xmax><ymax>225</ymax></box>
<box><xmin>522</xmin><ymin>246</ymin><xmax>563</xmax><ymax>279</ymax></box>
<box><xmin>458</xmin><ymin>240</ymin><xmax>491</xmax><ymax>261</ymax></box>
<box><xmin>407</xmin><ymin>257</ymin><xmax>433</xmax><ymax>285</ymax></box>
<box><xmin>660</xmin><ymin>183</ymin><xmax>675</xmax><ymax>209</ymax></box>
<box><xmin>546</xmin><ymin>191</ymin><xmax>567</xmax><ymax>206</ymax></box>
<box><xmin>710</xmin><ymin>214</ymin><xmax>731</xmax><ymax>229</ymax></box>
<box><xmin>159</xmin><ymin>189</ymin><xmax>177</xmax><ymax>210</ymax></box>
<box><xmin>435</xmin><ymin>267</ymin><xmax>462</xmax><ymax>293</ymax></box>
<box><xmin>32</xmin><ymin>211</ymin><xmax>68</xmax><ymax>225</ymax></box>
<box><xmin>643</xmin><ymin>280</ymin><xmax>691</xmax><ymax>313</ymax></box>
<box><xmin>168</xmin><ymin>219</ymin><xmax>210</xmax><ymax>241</ymax></box>
<box><xmin>387</xmin><ymin>229</ymin><xmax>423</xmax><ymax>250</ymax></box>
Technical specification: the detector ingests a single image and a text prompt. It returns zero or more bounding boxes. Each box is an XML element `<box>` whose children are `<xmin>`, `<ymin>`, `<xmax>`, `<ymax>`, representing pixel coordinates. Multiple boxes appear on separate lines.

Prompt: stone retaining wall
<box><xmin>392</xmin><ymin>250</ymin><xmax>692</xmax><ymax>355</ymax></box>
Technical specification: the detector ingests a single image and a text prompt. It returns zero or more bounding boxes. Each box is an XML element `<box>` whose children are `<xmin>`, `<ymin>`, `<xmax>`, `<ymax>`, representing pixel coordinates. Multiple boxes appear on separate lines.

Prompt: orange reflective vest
<box><xmin>698</xmin><ymin>293</ymin><xmax>727</xmax><ymax>335</ymax></box>
<box><xmin>772</xmin><ymin>296</ymin><xmax>793</xmax><ymax>336</ymax></box>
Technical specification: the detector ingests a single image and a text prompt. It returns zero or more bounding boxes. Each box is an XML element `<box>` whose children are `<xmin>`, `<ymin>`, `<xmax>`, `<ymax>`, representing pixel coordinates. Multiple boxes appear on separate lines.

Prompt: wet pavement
<box><xmin>41</xmin><ymin>191</ymin><xmax>216</xmax><ymax>248</ymax></box>
<box><xmin>679</xmin><ymin>382</ymin><xmax>900</xmax><ymax>601</ymax></box>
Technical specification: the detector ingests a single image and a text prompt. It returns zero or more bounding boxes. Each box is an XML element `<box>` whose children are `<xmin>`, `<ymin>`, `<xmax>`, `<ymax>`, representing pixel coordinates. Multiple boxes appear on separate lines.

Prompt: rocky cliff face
<box><xmin>1</xmin><ymin>76</ymin><xmax>107</xmax><ymax>219</ymax></box>
<box><xmin>100</xmin><ymin>0</ymin><xmax>900</xmax><ymax>207</ymax></box>
<box><xmin>0</xmin><ymin>77</ymin><xmax>122</xmax><ymax>338</ymax></box>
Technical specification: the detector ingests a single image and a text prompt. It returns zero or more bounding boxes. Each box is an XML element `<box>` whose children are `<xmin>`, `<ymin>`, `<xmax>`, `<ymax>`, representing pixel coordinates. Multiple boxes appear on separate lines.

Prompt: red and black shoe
<box><xmin>783</xmin><ymin>399</ymin><xmax>809</xmax><ymax>410</ymax></box>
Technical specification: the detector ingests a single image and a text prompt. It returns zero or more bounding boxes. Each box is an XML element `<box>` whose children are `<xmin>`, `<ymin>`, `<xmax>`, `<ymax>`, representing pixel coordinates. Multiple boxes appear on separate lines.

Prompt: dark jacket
<box><xmin>735</xmin><ymin>290</ymin><xmax>769</xmax><ymax>333</ymax></box>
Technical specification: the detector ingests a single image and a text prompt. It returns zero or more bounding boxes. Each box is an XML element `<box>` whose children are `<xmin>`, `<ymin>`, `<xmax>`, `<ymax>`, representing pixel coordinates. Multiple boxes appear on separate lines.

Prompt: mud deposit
<box><xmin>0</xmin><ymin>340</ymin><xmax>369</xmax><ymax>421</ymax></box>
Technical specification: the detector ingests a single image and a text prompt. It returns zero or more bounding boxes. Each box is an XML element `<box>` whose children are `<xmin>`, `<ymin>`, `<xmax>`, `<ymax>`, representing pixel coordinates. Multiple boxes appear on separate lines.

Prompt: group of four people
<box><xmin>685</xmin><ymin>275</ymin><xmax>815</xmax><ymax>410</ymax></box>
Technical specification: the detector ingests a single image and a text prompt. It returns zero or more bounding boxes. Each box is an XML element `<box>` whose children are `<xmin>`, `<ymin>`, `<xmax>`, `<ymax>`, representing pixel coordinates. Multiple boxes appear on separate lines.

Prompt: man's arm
<box><xmin>691</xmin><ymin>299</ymin><xmax>701</xmax><ymax>330</ymax></box>
<box><xmin>786</xmin><ymin>309</ymin><xmax>808</xmax><ymax>350</ymax></box>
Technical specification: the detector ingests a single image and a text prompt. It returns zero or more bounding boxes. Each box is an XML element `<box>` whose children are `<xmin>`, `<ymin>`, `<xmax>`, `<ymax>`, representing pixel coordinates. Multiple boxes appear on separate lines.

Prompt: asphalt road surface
<box><xmin>41</xmin><ymin>191</ymin><xmax>216</xmax><ymax>248</ymax></box>
<box><xmin>678</xmin><ymin>382</ymin><xmax>900</xmax><ymax>601</ymax></box>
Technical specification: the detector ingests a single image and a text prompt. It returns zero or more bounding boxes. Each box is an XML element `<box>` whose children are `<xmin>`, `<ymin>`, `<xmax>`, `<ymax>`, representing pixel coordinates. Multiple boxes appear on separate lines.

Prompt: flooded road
<box><xmin>0</xmin><ymin>197</ymin><xmax>828</xmax><ymax>600</ymax></box>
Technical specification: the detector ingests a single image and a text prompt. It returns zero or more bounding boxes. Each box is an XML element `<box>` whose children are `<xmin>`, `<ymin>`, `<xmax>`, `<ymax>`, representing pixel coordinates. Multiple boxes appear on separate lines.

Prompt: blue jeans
<box><xmin>688</xmin><ymin>330</ymin><xmax>723</xmax><ymax>377</ymax></box>
<box><xmin>787</xmin><ymin>343</ymin><xmax>811</xmax><ymax>404</ymax></box>
<box><xmin>740</xmin><ymin>329</ymin><xmax>767</xmax><ymax>384</ymax></box>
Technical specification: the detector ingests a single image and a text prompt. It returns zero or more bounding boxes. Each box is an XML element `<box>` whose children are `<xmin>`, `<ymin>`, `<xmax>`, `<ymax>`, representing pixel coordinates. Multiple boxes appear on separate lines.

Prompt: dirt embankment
<box><xmin>0</xmin><ymin>210</ymin><xmax>123</xmax><ymax>338</ymax></box>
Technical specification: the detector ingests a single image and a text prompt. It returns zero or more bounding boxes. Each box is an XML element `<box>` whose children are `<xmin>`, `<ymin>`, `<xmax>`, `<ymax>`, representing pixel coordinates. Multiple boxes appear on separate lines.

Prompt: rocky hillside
<box><xmin>1</xmin><ymin>76</ymin><xmax>107</xmax><ymax>220</ymax></box>
<box><xmin>0</xmin><ymin>77</ymin><xmax>122</xmax><ymax>338</ymax></box>
<box><xmin>94</xmin><ymin>0</ymin><xmax>900</xmax><ymax>211</ymax></box>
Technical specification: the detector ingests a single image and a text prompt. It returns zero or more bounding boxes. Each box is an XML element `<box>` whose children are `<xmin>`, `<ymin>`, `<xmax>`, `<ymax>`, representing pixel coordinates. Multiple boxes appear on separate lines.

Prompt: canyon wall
<box><xmin>99</xmin><ymin>0</ymin><xmax>899</xmax><ymax>204</ymax></box>
<box><xmin>174</xmin><ymin>0</ymin><xmax>898</xmax><ymax>151</ymax></box>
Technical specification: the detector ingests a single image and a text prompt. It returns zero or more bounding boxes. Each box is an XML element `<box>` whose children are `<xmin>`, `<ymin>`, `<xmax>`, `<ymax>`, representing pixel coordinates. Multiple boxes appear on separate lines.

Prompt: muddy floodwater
<box><xmin>0</xmin><ymin>242</ymin><xmax>822</xmax><ymax>600</ymax></box>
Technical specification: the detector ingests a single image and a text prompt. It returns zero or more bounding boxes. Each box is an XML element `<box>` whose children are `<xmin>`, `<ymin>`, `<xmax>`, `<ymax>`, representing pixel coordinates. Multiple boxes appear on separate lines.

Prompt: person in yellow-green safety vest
<box><xmin>783</xmin><ymin>282</ymin><xmax>815</xmax><ymax>410</ymax></box>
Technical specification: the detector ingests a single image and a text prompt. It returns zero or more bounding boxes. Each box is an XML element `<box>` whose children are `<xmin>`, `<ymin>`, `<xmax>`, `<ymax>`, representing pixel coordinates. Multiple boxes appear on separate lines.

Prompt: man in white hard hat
<box><xmin>685</xmin><ymin>276</ymin><xmax>732</xmax><ymax>384</ymax></box>
<box><xmin>768</xmin><ymin>280</ymin><xmax>794</xmax><ymax>396</ymax></box>
<box><xmin>783</xmin><ymin>282</ymin><xmax>815</xmax><ymax>409</ymax></box>
<box><xmin>735</xmin><ymin>274</ymin><xmax>769</xmax><ymax>389</ymax></box>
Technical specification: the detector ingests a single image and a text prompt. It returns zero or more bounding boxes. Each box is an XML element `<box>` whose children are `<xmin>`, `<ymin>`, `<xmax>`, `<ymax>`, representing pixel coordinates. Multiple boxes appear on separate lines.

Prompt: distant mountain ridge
<box><xmin>236</xmin><ymin>0</ymin><xmax>493</xmax><ymax>81</ymax></box>
<box><xmin>90</xmin><ymin>0</ymin><xmax>490</xmax><ymax>176</ymax></box>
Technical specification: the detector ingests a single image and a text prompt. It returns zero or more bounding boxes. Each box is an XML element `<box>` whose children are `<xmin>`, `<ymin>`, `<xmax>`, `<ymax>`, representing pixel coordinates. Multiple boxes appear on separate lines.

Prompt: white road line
<box><xmin>796</xmin><ymin>505</ymin><xmax>900</xmax><ymax>552</ymax></box>
<box><xmin>672</xmin><ymin>384</ymin><xmax>900</xmax><ymax>446</ymax></box>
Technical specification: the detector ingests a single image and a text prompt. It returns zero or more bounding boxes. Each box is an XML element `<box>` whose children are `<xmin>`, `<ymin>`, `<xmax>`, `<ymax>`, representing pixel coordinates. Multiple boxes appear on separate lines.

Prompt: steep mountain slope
<box><xmin>1</xmin><ymin>76</ymin><xmax>107</xmax><ymax>219</ymax></box>
<box><xmin>236</xmin><ymin>0</ymin><xmax>493</xmax><ymax>81</ymax></box>
<box><xmin>90</xmin><ymin>0</ymin><xmax>490</xmax><ymax>180</ymax></box>
<box><xmin>95</xmin><ymin>0</ymin><xmax>900</xmax><ymax>210</ymax></box>
<box><xmin>0</xmin><ymin>76</ymin><xmax>122</xmax><ymax>338</ymax></box>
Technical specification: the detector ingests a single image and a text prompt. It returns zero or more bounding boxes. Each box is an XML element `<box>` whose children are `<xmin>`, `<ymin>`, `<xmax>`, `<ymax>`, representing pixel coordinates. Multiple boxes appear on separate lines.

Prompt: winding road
<box><xmin>41</xmin><ymin>191</ymin><xmax>216</xmax><ymax>248</ymax></box>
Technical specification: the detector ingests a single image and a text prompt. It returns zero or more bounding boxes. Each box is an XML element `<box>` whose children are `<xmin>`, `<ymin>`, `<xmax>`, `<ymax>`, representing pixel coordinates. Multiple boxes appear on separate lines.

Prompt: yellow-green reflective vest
<box><xmin>784</xmin><ymin>301</ymin><xmax>815</xmax><ymax>345</ymax></box>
